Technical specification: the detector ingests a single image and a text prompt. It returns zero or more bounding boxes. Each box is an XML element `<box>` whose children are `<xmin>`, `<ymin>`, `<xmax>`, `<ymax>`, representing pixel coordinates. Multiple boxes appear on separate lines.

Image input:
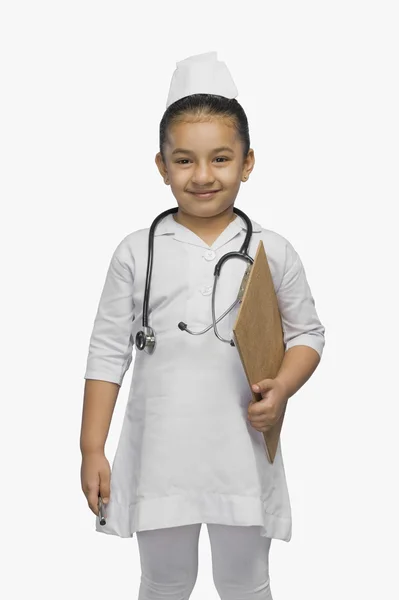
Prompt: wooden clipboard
<box><xmin>232</xmin><ymin>240</ymin><xmax>286</xmax><ymax>463</ymax></box>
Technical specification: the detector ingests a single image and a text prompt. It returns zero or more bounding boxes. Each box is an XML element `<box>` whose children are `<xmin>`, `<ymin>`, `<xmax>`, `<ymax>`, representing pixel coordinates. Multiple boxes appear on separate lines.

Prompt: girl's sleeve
<box><xmin>276</xmin><ymin>241</ymin><xmax>325</xmax><ymax>358</ymax></box>
<box><xmin>83</xmin><ymin>242</ymin><xmax>135</xmax><ymax>386</ymax></box>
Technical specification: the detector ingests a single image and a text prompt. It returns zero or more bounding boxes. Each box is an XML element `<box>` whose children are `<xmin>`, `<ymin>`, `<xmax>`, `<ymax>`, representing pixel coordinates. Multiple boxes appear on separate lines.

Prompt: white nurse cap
<box><xmin>165</xmin><ymin>51</ymin><xmax>239</xmax><ymax>109</ymax></box>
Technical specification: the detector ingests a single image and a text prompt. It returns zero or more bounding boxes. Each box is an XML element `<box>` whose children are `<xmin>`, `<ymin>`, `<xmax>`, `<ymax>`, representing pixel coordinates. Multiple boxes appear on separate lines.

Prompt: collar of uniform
<box><xmin>153</xmin><ymin>211</ymin><xmax>262</xmax><ymax>250</ymax></box>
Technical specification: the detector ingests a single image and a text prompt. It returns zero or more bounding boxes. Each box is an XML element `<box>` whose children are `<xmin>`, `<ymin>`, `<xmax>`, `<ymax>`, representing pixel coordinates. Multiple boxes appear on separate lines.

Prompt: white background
<box><xmin>1</xmin><ymin>1</ymin><xmax>398</xmax><ymax>598</ymax></box>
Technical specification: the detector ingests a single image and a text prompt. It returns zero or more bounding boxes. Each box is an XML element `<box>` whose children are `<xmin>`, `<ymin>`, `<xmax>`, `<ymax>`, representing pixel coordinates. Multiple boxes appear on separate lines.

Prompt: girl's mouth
<box><xmin>189</xmin><ymin>190</ymin><xmax>221</xmax><ymax>198</ymax></box>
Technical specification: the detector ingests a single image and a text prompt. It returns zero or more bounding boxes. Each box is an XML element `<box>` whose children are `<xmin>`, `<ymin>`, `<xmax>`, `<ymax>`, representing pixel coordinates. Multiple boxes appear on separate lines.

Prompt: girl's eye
<box><xmin>176</xmin><ymin>157</ymin><xmax>228</xmax><ymax>164</ymax></box>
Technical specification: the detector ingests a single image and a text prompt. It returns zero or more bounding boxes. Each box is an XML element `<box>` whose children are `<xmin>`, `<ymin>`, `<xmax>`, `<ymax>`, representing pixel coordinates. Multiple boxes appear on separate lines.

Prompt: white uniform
<box><xmin>84</xmin><ymin>212</ymin><xmax>325</xmax><ymax>542</ymax></box>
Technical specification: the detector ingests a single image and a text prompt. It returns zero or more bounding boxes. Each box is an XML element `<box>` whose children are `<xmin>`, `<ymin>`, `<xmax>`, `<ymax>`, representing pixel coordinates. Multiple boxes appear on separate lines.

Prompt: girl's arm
<box><xmin>80</xmin><ymin>242</ymin><xmax>135</xmax><ymax>513</ymax></box>
<box><xmin>81</xmin><ymin>240</ymin><xmax>136</xmax><ymax>451</ymax></box>
<box><xmin>80</xmin><ymin>380</ymin><xmax>119</xmax><ymax>512</ymax></box>
<box><xmin>248</xmin><ymin>241</ymin><xmax>325</xmax><ymax>432</ymax></box>
<box><xmin>275</xmin><ymin>345</ymin><xmax>320</xmax><ymax>399</ymax></box>
<box><xmin>80</xmin><ymin>380</ymin><xmax>120</xmax><ymax>454</ymax></box>
<box><xmin>275</xmin><ymin>239</ymin><xmax>326</xmax><ymax>396</ymax></box>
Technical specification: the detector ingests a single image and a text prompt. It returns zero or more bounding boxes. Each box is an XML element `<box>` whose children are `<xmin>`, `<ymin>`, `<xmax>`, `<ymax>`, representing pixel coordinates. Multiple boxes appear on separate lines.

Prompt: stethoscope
<box><xmin>135</xmin><ymin>206</ymin><xmax>254</xmax><ymax>354</ymax></box>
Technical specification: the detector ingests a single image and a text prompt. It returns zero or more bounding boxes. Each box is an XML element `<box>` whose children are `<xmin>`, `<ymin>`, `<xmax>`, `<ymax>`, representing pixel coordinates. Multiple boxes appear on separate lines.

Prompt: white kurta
<box><xmin>84</xmin><ymin>212</ymin><xmax>325</xmax><ymax>542</ymax></box>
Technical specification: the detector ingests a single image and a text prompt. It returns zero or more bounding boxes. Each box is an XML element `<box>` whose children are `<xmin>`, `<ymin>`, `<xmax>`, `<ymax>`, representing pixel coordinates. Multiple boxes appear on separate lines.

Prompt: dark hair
<box><xmin>159</xmin><ymin>94</ymin><xmax>250</xmax><ymax>163</ymax></box>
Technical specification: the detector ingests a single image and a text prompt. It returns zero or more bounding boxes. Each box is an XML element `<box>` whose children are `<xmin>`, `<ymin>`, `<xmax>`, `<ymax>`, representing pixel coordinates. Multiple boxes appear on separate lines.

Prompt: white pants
<box><xmin>136</xmin><ymin>523</ymin><xmax>273</xmax><ymax>600</ymax></box>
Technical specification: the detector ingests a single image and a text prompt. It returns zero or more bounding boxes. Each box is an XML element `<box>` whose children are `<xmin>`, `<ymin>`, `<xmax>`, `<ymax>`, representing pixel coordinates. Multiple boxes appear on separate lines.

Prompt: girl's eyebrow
<box><xmin>171</xmin><ymin>146</ymin><xmax>235</xmax><ymax>155</ymax></box>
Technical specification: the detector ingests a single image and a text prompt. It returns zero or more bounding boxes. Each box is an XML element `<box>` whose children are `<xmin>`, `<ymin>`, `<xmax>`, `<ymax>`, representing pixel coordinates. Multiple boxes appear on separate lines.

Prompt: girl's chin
<box><xmin>175</xmin><ymin>199</ymin><xmax>234</xmax><ymax>219</ymax></box>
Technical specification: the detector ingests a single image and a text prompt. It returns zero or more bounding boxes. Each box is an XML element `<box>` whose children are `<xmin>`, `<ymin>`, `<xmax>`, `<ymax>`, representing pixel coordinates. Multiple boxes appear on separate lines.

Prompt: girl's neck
<box><xmin>173</xmin><ymin>208</ymin><xmax>237</xmax><ymax>243</ymax></box>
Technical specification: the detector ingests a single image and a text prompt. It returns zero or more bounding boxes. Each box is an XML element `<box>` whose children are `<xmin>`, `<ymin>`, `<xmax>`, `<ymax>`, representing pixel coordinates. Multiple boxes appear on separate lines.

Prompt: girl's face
<box><xmin>155</xmin><ymin>118</ymin><xmax>255</xmax><ymax>219</ymax></box>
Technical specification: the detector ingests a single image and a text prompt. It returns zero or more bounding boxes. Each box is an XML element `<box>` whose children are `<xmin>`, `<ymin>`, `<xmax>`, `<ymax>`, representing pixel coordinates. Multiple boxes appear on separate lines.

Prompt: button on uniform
<box><xmin>200</xmin><ymin>285</ymin><xmax>213</xmax><ymax>296</ymax></box>
<box><xmin>203</xmin><ymin>250</ymin><xmax>216</xmax><ymax>261</ymax></box>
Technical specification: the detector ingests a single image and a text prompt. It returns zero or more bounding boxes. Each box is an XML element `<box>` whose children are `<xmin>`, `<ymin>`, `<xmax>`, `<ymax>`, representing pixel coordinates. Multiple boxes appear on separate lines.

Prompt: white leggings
<box><xmin>136</xmin><ymin>523</ymin><xmax>273</xmax><ymax>600</ymax></box>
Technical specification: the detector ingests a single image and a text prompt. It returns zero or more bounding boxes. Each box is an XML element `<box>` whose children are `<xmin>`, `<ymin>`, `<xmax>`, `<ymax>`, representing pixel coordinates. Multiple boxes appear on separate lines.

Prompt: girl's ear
<box><xmin>242</xmin><ymin>149</ymin><xmax>255</xmax><ymax>179</ymax></box>
<box><xmin>155</xmin><ymin>152</ymin><xmax>168</xmax><ymax>181</ymax></box>
<box><xmin>242</xmin><ymin>148</ymin><xmax>255</xmax><ymax>181</ymax></box>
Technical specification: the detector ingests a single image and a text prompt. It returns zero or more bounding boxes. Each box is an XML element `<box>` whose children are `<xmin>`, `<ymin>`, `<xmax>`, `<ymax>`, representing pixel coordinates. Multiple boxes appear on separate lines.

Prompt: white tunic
<box><xmin>84</xmin><ymin>212</ymin><xmax>325</xmax><ymax>542</ymax></box>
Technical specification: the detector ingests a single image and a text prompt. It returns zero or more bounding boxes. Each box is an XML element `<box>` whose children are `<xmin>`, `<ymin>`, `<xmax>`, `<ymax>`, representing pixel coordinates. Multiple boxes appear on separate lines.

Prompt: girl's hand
<box><xmin>247</xmin><ymin>378</ymin><xmax>289</xmax><ymax>433</ymax></box>
<box><xmin>80</xmin><ymin>451</ymin><xmax>111</xmax><ymax>516</ymax></box>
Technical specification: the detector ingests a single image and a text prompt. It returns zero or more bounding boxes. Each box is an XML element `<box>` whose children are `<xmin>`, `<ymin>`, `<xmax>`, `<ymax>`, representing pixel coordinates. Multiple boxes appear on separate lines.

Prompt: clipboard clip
<box><xmin>236</xmin><ymin>264</ymin><xmax>252</xmax><ymax>303</ymax></box>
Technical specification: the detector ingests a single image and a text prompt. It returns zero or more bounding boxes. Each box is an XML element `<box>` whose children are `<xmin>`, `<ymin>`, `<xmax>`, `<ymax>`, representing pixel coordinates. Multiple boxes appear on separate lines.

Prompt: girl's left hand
<box><xmin>247</xmin><ymin>378</ymin><xmax>289</xmax><ymax>433</ymax></box>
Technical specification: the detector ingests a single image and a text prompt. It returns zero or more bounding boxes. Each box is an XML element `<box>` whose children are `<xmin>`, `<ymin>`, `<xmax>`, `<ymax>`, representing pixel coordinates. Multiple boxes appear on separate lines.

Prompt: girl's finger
<box><xmin>99</xmin><ymin>472</ymin><xmax>111</xmax><ymax>504</ymax></box>
<box><xmin>249</xmin><ymin>415</ymin><xmax>267</xmax><ymax>424</ymax></box>
<box><xmin>87</xmin><ymin>489</ymin><xmax>100</xmax><ymax>516</ymax></box>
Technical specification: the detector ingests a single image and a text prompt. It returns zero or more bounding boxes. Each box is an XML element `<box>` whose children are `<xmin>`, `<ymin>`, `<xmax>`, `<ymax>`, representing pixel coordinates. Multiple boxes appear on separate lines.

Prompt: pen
<box><xmin>98</xmin><ymin>495</ymin><xmax>107</xmax><ymax>526</ymax></box>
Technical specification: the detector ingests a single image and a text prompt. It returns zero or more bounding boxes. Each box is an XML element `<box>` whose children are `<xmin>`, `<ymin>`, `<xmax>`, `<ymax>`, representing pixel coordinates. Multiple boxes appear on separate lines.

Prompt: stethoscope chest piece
<box><xmin>135</xmin><ymin>326</ymin><xmax>156</xmax><ymax>354</ymax></box>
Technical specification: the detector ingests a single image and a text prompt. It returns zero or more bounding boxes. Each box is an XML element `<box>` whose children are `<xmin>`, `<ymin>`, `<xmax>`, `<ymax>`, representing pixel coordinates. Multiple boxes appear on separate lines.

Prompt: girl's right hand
<box><xmin>80</xmin><ymin>451</ymin><xmax>111</xmax><ymax>516</ymax></box>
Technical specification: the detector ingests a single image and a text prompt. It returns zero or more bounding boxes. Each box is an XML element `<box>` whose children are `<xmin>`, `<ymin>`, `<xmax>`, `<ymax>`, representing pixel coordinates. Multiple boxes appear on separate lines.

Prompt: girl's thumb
<box><xmin>252</xmin><ymin>379</ymin><xmax>274</xmax><ymax>393</ymax></box>
<box><xmin>100</xmin><ymin>476</ymin><xmax>110</xmax><ymax>504</ymax></box>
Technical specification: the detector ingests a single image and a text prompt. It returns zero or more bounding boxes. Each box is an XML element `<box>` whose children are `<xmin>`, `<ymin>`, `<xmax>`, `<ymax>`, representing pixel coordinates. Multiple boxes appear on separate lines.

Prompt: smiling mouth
<box><xmin>189</xmin><ymin>190</ymin><xmax>221</xmax><ymax>197</ymax></box>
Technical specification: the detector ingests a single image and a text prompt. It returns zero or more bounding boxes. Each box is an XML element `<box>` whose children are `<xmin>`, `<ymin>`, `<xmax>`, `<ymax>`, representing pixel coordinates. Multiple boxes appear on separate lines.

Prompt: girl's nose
<box><xmin>191</xmin><ymin>166</ymin><xmax>216</xmax><ymax>185</ymax></box>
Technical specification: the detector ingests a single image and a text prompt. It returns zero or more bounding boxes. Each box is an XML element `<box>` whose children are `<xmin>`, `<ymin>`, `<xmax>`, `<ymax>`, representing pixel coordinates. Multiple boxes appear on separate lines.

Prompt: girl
<box><xmin>80</xmin><ymin>51</ymin><xmax>325</xmax><ymax>600</ymax></box>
